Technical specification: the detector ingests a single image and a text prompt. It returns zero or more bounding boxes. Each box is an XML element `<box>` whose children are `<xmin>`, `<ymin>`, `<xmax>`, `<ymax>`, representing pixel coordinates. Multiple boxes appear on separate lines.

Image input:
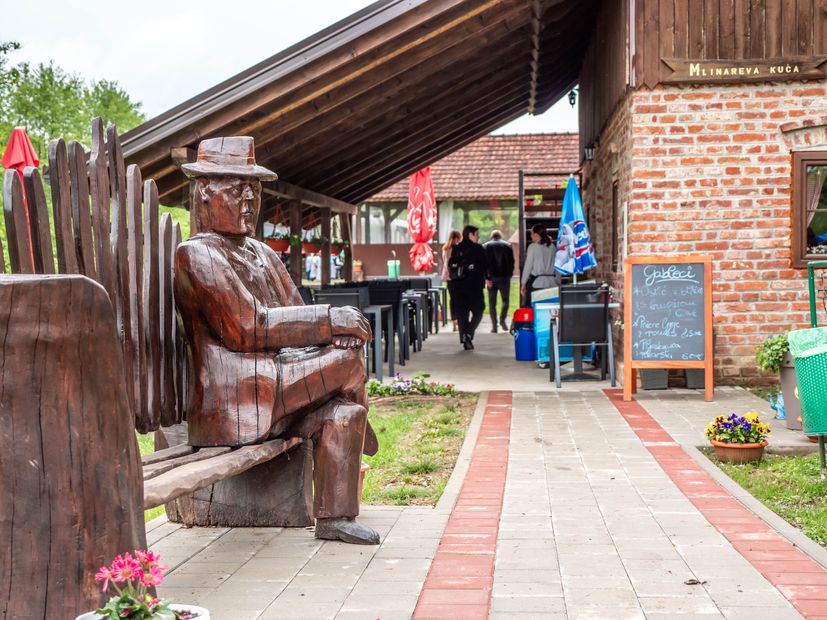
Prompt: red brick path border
<box><xmin>606</xmin><ymin>389</ymin><xmax>827</xmax><ymax>620</ymax></box>
<box><xmin>413</xmin><ymin>391</ymin><xmax>512</xmax><ymax>619</ymax></box>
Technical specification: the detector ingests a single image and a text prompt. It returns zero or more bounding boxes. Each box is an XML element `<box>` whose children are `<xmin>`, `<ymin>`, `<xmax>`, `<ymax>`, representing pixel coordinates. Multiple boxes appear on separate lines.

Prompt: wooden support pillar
<box><xmin>364</xmin><ymin>207</ymin><xmax>371</xmax><ymax>244</ymax></box>
<box><xmin>341</xmin><ymin>213</ymin><xmax>353</xmax><ymax>282</ymax></box>
<box><xmin>320</xmin><ymin>207</ymin><xmax>331</xmax><ymax>286</ymax></box>
<box><xmin>354</xmin><ymin>205</ymin><xmax>362</xmax><ymax>244</ymax></box>
<box><xmin>288</xmin><ymin>199</ymin><xmax>303</xmax><ymax>286</ymax></box>
<box><xmin>382</xmin><ymin>205</ymin><xmax>391</xmax><ymax>242</ymax></box>
<box><xmin>255</xmin><ymin>207</ymin><xmax>265</xmax><ymax>240</ymax></box>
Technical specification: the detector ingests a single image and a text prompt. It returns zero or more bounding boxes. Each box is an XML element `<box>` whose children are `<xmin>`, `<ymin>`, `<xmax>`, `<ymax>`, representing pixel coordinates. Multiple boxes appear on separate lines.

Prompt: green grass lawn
<box><xmin>136</xmin><ymin>433</ymin><xmax>166</xmax><ymax>522</ymax></box>
<box><xmin>712</xmin><ymin>452</ymin><xmax>827</xmax><ymax>547</ymax></box>
<box><xmin>363</xmin><ymin>394</ymin><xmax>477</xmax><ymax>505</ymax></box>
<box><xmin>136</xmin><ymin>392</ymin><xmax>476</xmax><ymax>520</ymax></box>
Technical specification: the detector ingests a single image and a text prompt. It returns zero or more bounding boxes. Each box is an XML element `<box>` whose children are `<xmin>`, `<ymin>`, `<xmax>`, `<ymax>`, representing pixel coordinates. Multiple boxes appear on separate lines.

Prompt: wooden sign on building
<box><xmin>661</xmin><ymin>57</ymin><xmax>827</xmax><ymax>84</ymax></box>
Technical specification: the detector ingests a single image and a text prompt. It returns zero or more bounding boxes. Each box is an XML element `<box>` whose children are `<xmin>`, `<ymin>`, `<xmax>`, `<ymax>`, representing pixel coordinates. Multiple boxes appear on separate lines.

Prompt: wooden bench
<box><xmin>0</xmin><ymin>120</ymin><xmax>315</xmax><ymax>616</ymax></box>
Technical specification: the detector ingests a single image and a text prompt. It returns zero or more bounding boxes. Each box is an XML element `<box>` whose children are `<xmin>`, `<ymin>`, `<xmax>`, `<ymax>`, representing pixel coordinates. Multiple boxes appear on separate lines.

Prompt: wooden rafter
<box><xmin>262</xmin><ymin>181</ymin><xmax>356</xmax><ymax>215</ymax></box>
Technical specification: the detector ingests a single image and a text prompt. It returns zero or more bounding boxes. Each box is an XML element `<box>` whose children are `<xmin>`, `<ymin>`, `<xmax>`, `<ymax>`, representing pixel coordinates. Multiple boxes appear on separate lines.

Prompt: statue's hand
<box><xmin>330</xmin><ymin>306</ymin><xmax>371</xmax><ymax>344</ymax></box>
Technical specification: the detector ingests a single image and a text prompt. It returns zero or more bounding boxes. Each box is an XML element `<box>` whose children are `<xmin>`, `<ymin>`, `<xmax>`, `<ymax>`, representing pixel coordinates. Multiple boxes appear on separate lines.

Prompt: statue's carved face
<box><xmin>196</xmin><ymin>177</ymin><xmax>262</xmax><ymax>237</ymax></box>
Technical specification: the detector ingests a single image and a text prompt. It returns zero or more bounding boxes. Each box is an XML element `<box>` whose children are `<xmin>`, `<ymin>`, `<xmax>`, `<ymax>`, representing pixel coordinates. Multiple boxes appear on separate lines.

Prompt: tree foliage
<box><xmin>0</xmin><ymin>41</ymin><xmax>145</xmax><ymax>158</ymax></box>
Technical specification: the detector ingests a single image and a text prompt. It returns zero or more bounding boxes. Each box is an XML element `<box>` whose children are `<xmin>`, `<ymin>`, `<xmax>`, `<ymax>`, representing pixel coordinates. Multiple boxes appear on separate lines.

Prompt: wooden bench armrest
<box><xmin>141</xmin><ymin>444</ymin><xmax>195</xmax><ymax>465</ymax></box>
<box><xmin>143</xmin><ymin>437</ymin><xmax>303</xmax><ymax>509</ymax></box>
<box><xmin>143</xmin><ymin>447</ymin><xmax>232</xmax><ymax>480</ymax></box>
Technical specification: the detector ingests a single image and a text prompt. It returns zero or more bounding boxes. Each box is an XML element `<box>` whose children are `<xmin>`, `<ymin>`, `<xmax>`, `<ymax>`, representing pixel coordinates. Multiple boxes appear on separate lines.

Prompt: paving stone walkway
<box><xmin>150</xmin><ymin>326</ymin><xmax>827</xmax><ymax>619</ymax></box>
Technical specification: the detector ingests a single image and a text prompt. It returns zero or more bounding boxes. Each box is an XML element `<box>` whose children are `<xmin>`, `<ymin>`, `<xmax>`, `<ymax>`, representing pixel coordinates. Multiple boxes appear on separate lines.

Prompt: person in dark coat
<box><xmin>448</xmin><ymin>225</ymin><xmax>487</xmax><ymax>350</ymax></box>
<box><xmin>483</xmin><ymin>229</ymin><xmax>515</xmax><ymax>333</ymax></box>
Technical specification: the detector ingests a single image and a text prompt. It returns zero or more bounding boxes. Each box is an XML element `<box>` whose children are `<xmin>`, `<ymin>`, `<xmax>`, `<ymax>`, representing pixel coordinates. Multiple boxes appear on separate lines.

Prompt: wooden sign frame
<box><xmin>623</xmin><ymin>255</ymin><xmax>714</xmax><ymax>402</ymax></box>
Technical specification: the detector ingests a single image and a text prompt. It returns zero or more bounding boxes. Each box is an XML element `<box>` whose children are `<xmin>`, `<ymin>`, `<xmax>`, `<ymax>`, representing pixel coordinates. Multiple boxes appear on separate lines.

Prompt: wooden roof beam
<box><xmin>252</xmin><ymin>0</ymin><xmax>530</xmax><ymax>157</ymax></box>
<box><xmin>528</xmin><ymin>0</ymin><xmax>542</xmax><ymax>113</ymax></box>
<box><xmin>339</xmin><ymin>98</ymin><xmax>529</xmax><ymax>202</ymax></box>
<box><xmin>262</xmin><ymin>181</ymin><xmax>357</xmax><ymax>215</ymax></box>
<box><xmin>308</xmin><ymin>69</ymin><xmax>529</xmax><ymax>196</ymax></box>
<box><xmin>126</xmin><ymin>0</ymin><xmax>515</xmax><ymax>173</ymax></box>
<box><xmin>281</xmin><ymin>38</ymin><xmax>531</xmax><ymax>182</ymax></box>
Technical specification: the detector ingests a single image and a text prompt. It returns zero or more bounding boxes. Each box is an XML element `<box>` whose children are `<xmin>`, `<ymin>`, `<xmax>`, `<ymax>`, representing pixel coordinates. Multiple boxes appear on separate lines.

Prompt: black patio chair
<box><xmin>550</xmin><ymin>283</ymin><xmax>615</xmax><ymax>388</ymax></box>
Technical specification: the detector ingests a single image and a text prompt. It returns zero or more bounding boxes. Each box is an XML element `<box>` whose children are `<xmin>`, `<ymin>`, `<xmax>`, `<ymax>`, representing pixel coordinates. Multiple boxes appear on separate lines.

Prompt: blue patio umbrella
<box><xmin>554</xmin><ymin>175</ymin><xmax>597</xmax><ymax>279</ymax></box>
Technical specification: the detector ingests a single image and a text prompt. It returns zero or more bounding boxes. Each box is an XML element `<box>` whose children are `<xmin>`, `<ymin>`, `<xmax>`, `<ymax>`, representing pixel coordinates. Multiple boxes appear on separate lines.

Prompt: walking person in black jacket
<box><xmin>448</xmin><ymin>225</ymin><xmax>487</xmax><ymax>350</ymax></box>
<box><xmin>483</xmin><ymin>229</ymin><xmax>515</xmax><ymax>333</ymax></box>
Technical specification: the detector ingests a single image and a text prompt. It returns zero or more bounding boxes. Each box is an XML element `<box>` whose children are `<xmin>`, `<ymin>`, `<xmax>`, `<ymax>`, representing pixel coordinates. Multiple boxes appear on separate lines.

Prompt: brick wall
<box><xmin>583</xmin><ymin>80</ymin><xmax>827</xmax><ymax>384</ymax></box>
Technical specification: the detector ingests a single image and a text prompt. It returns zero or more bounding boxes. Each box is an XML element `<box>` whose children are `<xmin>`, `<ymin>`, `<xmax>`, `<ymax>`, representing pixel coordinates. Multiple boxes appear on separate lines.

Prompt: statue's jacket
<box><xmin>174</xmin><ymin>233</ymin><xmax>332</xmax><ymax>446</ymax></box>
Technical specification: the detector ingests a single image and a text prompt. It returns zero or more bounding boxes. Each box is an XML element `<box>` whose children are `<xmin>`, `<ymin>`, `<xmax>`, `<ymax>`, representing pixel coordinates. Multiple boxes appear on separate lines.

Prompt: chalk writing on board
<box><xmin>631</xmin><ymin>263</ymin><xmax>705</xmax><ymax>361</ymax></box>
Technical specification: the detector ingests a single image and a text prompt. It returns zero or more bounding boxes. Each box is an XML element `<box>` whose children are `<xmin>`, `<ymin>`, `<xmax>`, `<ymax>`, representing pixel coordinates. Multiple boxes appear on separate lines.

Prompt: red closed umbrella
<box><xmin>2</xmin><ymin>127</ymin><xmax>40</xmax><ymax>180</ymax></box>
<box><xmin>2</xmin><ymin>128</ymin><xmax>40</xmax><ymax>269</ymax></box>
<box><xmin>406</xmin><ymin>166</ymin><xmax>437</xmax><ymax>272</ymax></box>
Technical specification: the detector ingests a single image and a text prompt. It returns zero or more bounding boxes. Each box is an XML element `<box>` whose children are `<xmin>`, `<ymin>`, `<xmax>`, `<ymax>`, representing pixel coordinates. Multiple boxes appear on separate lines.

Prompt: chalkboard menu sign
<box><xmin>623</xmin><ymin>255</ymin><xmax>713</xmax><ymax>402</ymax></box>
<box><xmin>630</xmin><ymin>262</ymin><xmax>705</xmax><ymax>361</ymax></box>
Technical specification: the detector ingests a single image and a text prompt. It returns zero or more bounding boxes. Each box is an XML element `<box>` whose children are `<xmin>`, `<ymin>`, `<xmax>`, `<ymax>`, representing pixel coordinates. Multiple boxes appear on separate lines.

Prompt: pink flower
<box><xmin>140</xmin><ymin>565</ymin><xmax>166</xmax><ymax>587</ymax></box>
<box><xmin>110</xmin><ymin>552</ymin><xmax>141</xmax><ymax>583</ymax></box>
<box><xmin>95</xmin><ymin>566</ymin><xmax>115</xmax><ymax>592</ymax></box>
<box><xmin>135</xmin><ymin>549</ymin><xmax>163</xmax><ymax>569</ymax></box>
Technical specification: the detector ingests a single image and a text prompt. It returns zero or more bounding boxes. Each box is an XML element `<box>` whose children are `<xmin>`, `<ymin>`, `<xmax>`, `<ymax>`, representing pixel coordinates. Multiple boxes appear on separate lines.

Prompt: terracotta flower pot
<box><xmin>302</xmin><ymin>242</ymin><xmax>320</xmax><ymax>254</ymax></box>
<box><xmin>710</xmin><ymin>440</ymin><xmax>768</xmax><ymax>464</ymax></box>
<box><xmin>266</xmin><ymin>239</ymin><xmax>289</xmax><ymax>252</ymax></box>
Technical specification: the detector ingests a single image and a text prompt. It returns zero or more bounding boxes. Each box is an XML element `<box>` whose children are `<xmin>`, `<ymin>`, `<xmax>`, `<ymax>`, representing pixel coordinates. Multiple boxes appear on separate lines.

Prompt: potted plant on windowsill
<box><xmin>705</xmin><ymin>411</ymin><xmax>771</xmax><ymax>464</ymax></box>
<box><xmin>75</xmin><ymin>550</ymin><xmax>209</xmax><ymax>620</ymax></box>
<box><xmin>756</xmin><ymin>332</ymin><xmax>801</xmax><ymax>430</ymax></box>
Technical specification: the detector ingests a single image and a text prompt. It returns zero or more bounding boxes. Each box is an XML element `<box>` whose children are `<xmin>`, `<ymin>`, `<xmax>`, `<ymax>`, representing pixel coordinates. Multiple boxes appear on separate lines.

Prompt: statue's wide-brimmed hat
<box><xmin>181</xmin><ymin>136</ymin><xmax>277</xmax><ymax>180</ymax></box>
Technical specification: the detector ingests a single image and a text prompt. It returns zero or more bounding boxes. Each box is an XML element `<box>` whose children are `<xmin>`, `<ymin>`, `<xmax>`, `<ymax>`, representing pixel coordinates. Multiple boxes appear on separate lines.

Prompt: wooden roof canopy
<box><xmin>121</xmin><ymin>0</ymin><xmax>600</xmax><ymax>221</ymax></box>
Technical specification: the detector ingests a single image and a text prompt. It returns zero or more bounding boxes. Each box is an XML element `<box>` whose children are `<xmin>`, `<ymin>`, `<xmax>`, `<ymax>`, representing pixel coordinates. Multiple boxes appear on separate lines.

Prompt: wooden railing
<box><xmin>1</xmin><ymin>119</ymin><xmax>186</xmax><ymax>432</ymax></box>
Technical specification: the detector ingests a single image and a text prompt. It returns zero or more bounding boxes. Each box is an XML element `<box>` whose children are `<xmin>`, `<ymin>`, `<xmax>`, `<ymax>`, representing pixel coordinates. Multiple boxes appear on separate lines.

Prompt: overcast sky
<box><xmin>7</xmin><ymin>0</ymin><xmax>578</xmax><ymax>134</ymax></box>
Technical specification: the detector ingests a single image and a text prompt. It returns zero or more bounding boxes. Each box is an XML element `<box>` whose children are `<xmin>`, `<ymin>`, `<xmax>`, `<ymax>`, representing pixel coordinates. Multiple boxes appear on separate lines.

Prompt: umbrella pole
<box><xmin>819</xmin><ymin>435</ymin><xmax>826</xmax><ymax>480</ymax></box>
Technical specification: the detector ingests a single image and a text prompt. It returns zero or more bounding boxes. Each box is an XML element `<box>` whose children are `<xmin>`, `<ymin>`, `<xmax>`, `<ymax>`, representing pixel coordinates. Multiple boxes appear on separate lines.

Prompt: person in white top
<box><xmin>520</xmin><ymin>224</ymin><xmax>561</xmax><ymax>305</ymax></box>
<box><xmin>308</xmin><ymin>253</ymin><xmax>321</xmax><ymax>281</ymax></box>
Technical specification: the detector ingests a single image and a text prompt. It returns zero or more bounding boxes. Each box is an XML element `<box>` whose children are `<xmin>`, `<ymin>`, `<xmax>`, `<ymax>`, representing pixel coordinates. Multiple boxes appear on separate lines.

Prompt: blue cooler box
<box><xmin>533</xmin><ymin>301</ymin><xmax>593</xmax><ymax>364</ymax></box>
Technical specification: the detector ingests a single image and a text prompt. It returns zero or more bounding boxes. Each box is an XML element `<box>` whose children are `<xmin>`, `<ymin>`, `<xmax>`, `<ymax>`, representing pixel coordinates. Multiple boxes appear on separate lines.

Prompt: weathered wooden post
<box><xmin>321</xmin><ymin>207</ymin><xmax>331</xmax><ymax>285</ymax></box>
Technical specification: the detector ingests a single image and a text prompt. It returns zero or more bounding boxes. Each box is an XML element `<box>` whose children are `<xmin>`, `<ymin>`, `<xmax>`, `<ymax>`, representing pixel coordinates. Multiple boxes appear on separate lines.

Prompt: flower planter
<box><xmin>639</xmin><ymin>369</ymin><xmax>668</xmax><ymax>390</ymax></box>
<box><xmin>780</xmin><ymin>352</ymin><xmax>802</xmax><ymax>430</ymax></box>
<box><xmin>76</xmin><ymin>604</ymin><xmax>210</xmax><ymax>620</ymax></box>
<box><xmin>685</xmin><ymin>368</ymin><xmax>705</xmax><ymax>389</ymax></box>
<box><xmin>302</xmin><ymin>242</ymin><xmax>320</xmax><ymax>254</ymax></box>
<box><xmin>331</xmin><ymin>243</ymin><xmax>345</xmax><ymax>254</ymax></box>
<box><xmin>710</xmin><ymin>440</ymin><xmax>767</xmax><ymax>464</ymax></box>
<box><xmin>266</xmin><ymin>239</ymin><xmax>290</xmax><ymax>252</ymax></box>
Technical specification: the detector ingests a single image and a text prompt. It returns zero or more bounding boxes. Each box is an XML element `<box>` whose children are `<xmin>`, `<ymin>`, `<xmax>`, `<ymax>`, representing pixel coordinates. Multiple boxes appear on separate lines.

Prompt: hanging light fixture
<box><xmin>568</xmin><ymin>88</ymin><xmax>578</xmax><ymax>107</ymax></box>
<box><xmin>584</xmin><ymin>143</ymin><xmax>596</xmax><ymax>161</ymax></box>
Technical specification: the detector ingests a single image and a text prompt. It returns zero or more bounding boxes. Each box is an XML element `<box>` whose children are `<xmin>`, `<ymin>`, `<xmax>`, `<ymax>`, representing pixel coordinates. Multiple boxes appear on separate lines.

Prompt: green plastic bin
<box><xmin>788</xmin><ymin>327</ymin><xmax>827</xmax><ymax>435</ymax></box>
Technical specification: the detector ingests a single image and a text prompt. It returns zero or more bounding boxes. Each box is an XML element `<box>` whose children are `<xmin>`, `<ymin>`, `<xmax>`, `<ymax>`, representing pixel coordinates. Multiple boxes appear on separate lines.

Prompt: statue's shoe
<box><xmin>315</xmin><ymin>517</ymin><xmax>380</xmax><ymax>545</ymax></box>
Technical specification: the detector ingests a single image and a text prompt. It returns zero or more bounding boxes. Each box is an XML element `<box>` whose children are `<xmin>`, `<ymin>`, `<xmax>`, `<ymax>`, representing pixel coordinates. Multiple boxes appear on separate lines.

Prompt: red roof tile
<box><xmin>366</xmin><ymin>133</ymin><xmax>579</xmax><ymax>202</ymax></box>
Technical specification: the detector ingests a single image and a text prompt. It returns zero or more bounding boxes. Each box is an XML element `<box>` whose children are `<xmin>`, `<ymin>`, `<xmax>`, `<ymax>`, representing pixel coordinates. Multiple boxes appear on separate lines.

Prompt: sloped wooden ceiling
<box><xmin>121</xmin><ymin>0</ymin><xmax>599</xmax><ymax>214</ymax></box>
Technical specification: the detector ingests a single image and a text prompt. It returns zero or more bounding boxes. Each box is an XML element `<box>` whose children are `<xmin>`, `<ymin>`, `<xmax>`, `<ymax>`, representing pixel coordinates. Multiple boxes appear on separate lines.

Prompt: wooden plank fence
<box><xmin>1</xmin><ymin>119</ymin><xmax>186</xmax><ymax>433</ymax></box>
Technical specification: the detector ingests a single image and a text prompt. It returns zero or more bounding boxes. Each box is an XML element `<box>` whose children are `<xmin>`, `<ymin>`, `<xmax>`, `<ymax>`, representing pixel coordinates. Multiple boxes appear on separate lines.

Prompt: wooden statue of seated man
<box><xmin>174</xmin><ymin>136</ymin><xmax>379</xmax><ymax>545</ymax></box>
